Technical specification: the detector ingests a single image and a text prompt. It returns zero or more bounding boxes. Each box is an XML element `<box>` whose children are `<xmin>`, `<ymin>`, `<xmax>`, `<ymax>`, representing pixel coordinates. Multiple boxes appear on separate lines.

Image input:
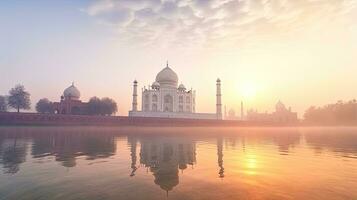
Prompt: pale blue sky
<box><xmin>1</xmin><ymin>0</ymin><xmax>357</xmax><ymax>116</ymax></box>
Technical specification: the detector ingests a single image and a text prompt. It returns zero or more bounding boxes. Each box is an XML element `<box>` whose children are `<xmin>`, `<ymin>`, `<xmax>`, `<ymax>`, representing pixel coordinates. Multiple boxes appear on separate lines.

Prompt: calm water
<box><xmin>0</xmin><ymin>126</ymin><xmax>356</xmax><ymax>200</ymax></box>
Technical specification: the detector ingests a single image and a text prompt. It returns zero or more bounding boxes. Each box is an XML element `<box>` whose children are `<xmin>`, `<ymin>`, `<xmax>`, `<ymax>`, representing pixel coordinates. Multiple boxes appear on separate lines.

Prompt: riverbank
<box><xmin>0</xmin><ymin>112</ymin><xmax>302</xmax><ymax>127</ymax></box>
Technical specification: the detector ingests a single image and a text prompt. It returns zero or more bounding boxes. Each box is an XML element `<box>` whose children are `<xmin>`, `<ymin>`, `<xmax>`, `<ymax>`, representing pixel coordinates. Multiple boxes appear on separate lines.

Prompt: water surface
<box><xmin>0</xmin><ymin>126</ymin><xmax>356</xmax><ymax>200</ymax></box>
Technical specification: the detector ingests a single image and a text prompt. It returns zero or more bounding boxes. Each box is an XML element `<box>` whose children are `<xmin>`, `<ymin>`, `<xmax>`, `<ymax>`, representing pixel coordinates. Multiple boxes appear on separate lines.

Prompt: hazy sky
<box><xmin>1</xmin><ymin>0</ymin><xmax>357</xmax><ymax>116</ymax></box>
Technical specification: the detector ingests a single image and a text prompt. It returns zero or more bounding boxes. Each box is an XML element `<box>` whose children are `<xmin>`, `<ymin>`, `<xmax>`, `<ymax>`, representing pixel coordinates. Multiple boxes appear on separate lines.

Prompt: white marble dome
<box><xmin>155</xmin><ymin>66</ymin><xmax>178</xmax><ymax>88</ymax></box>
<box><xmin>178</xmin><ymin>83</ymin><xmax>186</xmax><ymax>91</ymax></box>
<box><xmin>152</xmin><ymin>81</ymin><xmax>160</xmax><ymax>89</ymax></box>
<box><xmin>63</xmin><ymin>83</ymin><xmax>80</xmax><ymax>100</ymax></box>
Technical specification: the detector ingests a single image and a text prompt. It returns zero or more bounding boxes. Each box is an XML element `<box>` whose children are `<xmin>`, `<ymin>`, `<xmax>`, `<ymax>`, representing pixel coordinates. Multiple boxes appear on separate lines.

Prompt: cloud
<box><xmin>84</xmin><ymin>0</ymin><xmax>357</xmax><ymax>49</ymax></box>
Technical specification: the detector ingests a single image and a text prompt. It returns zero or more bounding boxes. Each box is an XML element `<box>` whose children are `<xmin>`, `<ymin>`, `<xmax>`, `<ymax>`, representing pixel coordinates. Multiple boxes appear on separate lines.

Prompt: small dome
<box><xmin>155</xmin><ymin>64</ymin><xmax>178</xmax><ymax>88</ymax></box>
<box><xmin>63</xmin><ymin>83</ymin><xmax>80</xmax><ymax>100</ymax></box>
<box><xmin>178</xmin><ymin>83</ymin><xmax>186</xmax><ymax>91</ymax></box>
<box><xmin>276</xmin><ymin>101</ymin><xmax>286</xmax><ymax>112</ymax></box>
<box><xmin>152</xmin><ymin>81</ymin><xmax>160</xmax><ymax>89</ymax></box>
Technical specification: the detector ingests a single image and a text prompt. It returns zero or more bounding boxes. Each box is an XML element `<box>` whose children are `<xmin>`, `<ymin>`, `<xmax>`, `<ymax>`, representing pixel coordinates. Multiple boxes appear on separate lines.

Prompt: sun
<box><xmin>240</xmin><ymin>82</ymin><xmax>258</xmax><ymax>99</ymax></box>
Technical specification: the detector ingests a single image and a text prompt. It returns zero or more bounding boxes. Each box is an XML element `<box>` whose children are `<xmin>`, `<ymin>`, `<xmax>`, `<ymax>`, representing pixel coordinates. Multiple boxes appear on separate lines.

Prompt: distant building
<box><xmin>129</xmin><ymin>62</ymin><xmax>222</xmax><ymax>120</ymax></box>
<box><xmin>225</xmin><ymin>108</ymin><xmax>240</xmax><ymax>120</ymax></box>
<box><xmin>247</xmin><ymin>101</ymin><xmax>298</xmax><ymax>123</ymax></box>
<box><xmin>52</xmin><ymin>83</ymin><xmax>89</xmax><ymax>115</ymax></box>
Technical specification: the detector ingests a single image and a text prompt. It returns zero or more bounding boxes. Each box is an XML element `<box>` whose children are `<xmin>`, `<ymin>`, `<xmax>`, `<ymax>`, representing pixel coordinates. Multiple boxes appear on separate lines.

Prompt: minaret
<box><xmin>224</xmin><ymin>105</ymin><xmax>227</xmax><ymax>120</ymax></box>
<box><xmin>132</xmin><ymin>80</ymin><xmax>138</xmax><ymax>111</ymax></box>
<box><xmin>241</xmin><ymin>101</ymin><xmax>244</xmax><ymax>120</ymax></box>
<box><xmin>216</xmin><ymin>78</ymin><xmax>222</xmax><ymax>120</ymax></box>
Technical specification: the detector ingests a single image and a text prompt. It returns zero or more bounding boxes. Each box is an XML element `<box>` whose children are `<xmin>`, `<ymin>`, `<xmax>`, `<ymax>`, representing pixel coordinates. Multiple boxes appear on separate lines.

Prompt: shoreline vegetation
<box><xmin>1</xmin><ymin>112</ymin><xmax>357</xmax><ymax>127</ymax></box>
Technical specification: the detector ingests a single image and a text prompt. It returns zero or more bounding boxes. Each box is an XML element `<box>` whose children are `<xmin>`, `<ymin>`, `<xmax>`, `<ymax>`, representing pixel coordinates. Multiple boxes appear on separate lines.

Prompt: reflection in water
<box><xmin>0</xmin><ymin>137</ymin><xmax>27</xmax><ymax>174</ymax></box>
<box><xmin>304</xmin><ymin>128</ymin><xmax>357</xmax><ymax>157</ymax></box>
<box><xmin>135</xmin><ymin>136</ymin><xmax>196</xmax><ymax>193</ymax></box>
<box><xmin>31</xmin><ymin>133</ymin><xmax>116</xmax><ymax>167</ymax></box>
<box><xmin>0</xmin><ymin>127</ymin><xmax>356</xmax><ymax>200</ymax></box>
<box><xmin>128</xmin><ymin>137</ymin><xmax>138</xmax><ymax>177</ymax></box>
<box><xmin>217</xmin><ymin>137</ymin><xmax>224</xmax><ymax>178</ymax></box>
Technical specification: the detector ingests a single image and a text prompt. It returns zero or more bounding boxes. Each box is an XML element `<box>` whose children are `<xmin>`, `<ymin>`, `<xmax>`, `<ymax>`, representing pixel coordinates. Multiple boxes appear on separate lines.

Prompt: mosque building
<box><xmin>246</xmin><ymin>101</ymin><xmax>298</xmax><ymax>123</ymax></box>
<box><xmin>52</xmin><ymin>83</ymin><xmax>89</xmax><ymax>115</ymax></box>
<box><xmin>129</xmin><ymin>62</ymin><xmax>222</xmax><ymax>120</ymax></box>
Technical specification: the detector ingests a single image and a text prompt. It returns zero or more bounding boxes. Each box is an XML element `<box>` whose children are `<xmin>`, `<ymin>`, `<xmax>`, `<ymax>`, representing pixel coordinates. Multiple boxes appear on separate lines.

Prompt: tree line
<box><xmin>36</xmin><ymin>97</ymin><xmax>118</xmax><ymax>116</ymax></box>
<box><xmin>304</xmin><ymin>100</ymin><xmax>357</xmax><ymax>124</ymax></box>
<box><xmin>0</xmin><ymin>84</ymin><xmax>31</xmax><ymax>113</ymax></box>
<box><xmin>1</xmin><ymin>84</ymin><xmax>117</xmax><ymax>116</ymax></box>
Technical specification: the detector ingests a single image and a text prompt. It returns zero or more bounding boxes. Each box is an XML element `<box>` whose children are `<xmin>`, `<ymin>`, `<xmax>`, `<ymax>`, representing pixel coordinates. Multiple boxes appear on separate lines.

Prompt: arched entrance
<box><xmin>164</xmin><ymin>95</ymin><xmax>173</xmax><ymax>112</ymax></box>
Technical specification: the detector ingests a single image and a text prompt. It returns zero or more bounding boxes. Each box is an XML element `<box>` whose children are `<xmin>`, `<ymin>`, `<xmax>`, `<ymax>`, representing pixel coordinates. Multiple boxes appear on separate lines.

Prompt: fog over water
<box><xmin>0</xmin><ymin>126</ymin><xmax>356</xmax><ymax>200</ymax></box>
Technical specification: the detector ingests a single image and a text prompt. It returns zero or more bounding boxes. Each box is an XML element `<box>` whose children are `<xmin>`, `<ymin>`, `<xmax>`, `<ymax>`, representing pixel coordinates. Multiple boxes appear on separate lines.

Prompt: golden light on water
<box><xmin>243</xmin><ymin>154</ymin><xmax>258</xmax><ymax>175</ymax></box>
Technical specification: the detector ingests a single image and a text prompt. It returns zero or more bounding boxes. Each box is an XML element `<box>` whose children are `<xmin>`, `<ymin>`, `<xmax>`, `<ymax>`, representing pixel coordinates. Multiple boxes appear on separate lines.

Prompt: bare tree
<box><xmin>8</xmin><ymin>85</ymin><xmax>31</xmax><ymax>113</ymax></box>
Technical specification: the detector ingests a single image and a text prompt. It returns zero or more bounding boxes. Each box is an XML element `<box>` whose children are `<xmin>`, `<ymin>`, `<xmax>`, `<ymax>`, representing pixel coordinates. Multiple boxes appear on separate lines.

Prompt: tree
<box><xmin>0</xmin><ymin>96</ymin><xmax>7</xmax><ymax>112</ymax></box>
<box><xmin>304</xmin><ymin>100</ymin><xmax>357</xmax><ymax>124</ymax></box>
<box><xmin>8</xmin><ymin>85</ymin><xmax>31</xmax><ymax>113</ymax></box>
<box><xmin>88</xmin><ymin>96</ymin><xmax>101</xmax><ymax>115</ymax></box>
<box><xmin>0</xmin><ymin>95</ymin><xmax>7</xmax><ymax>112</ymax></box>
<box><xmin>87</xmin><ymin>97</ymin><xmax>118</xmax><ymax>116</ymax></box>
<box><xmin>100</xmin><ymin>97</ymin><xmax>118</xmax><ymax>116</ymax></box>
<box><xmin>36</xmin><ymin>98</ymin><xmax>54</xmax><ymax>114</ymax></box>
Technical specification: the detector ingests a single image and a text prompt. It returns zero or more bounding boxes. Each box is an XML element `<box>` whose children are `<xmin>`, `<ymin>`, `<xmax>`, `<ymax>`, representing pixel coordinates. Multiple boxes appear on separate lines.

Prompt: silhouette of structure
<box><xmin>241</xmin><ymin>101</ymin><xmax>244</xmax><ymax>120</ymax></box>
<box><xmin>52</xmin><ymin>83</ymin><xmax>89</xmax><ymax>115</ymax></box>
<box><xmin>247</xmin><ymin>101</ymin><xmax>298</xmax><ymax>123</ymax></box>
<box><xmin>225</xmin><ymin>108</ymin><xmax>240</xmax><ymax>120</ymax></box>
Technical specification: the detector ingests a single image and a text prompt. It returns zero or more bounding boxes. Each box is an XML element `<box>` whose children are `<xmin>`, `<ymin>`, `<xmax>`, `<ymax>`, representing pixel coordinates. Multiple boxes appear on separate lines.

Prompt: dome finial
<box><xmin>72</xmin><ymin>81</ymin><xmax>74</xmax><ymax>86</ymax></box>
<box><xmin>166</xmin><ymin>60</ymin><xmax>169</xmax><ymax>68</ymax></box>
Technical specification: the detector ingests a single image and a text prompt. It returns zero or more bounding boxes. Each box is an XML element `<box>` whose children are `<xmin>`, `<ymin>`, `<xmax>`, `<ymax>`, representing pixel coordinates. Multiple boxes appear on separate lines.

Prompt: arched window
<box><xmin>164</xmin><ymin>95</ymin><xmax>172</xmax><ymax>103</ymax></box>
<box><xmin>145</xmin><ymin>94</ymin><xmax>149</xmax><ymax>102</ymax></box>
<box><xmin>179</xmin><ymin>96</ymin><xmax>183</xmax><ymax>103</ymax></box>
<box><xmin>186</xmin><ymin>96</ymin><xmax>190</xmax><ymax>103</ymax></box>
<box><xmin>152</xmin><ymin>94</ymin><xmax>158</xmax><ymax>102</ymax></box>
<box><xmin>164</xmin><ymin>95</ymin><xmax>173</xmax><ymax>112</ymax></box>
<box><xmin>152</xmin><ymin>104</ymin><xmax>157</xmax><ymax>111</ymax></box>
<box><xmin>179</xmin><ymin>105</ymin><xmax>183</xmax><ymax>112</ymax></box>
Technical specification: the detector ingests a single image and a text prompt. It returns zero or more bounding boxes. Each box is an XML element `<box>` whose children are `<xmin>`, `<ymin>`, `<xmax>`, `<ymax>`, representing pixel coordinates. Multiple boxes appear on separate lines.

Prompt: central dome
<box><xmin>63</xmin><ymin>83</ymin><xmax>80</xmax><ymax>100</ymax></box>
<box><xmin>155</xmin><ymin>65</ymin><xmax>178</xmax><ymax>88</ymax></box>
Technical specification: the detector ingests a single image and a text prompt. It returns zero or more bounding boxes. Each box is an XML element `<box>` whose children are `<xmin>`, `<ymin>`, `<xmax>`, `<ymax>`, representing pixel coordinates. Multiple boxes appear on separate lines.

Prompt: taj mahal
<box><xmin>129</xmin><ymin>62</ymin><xmax>222</xmax><ymax>120</ymax></box>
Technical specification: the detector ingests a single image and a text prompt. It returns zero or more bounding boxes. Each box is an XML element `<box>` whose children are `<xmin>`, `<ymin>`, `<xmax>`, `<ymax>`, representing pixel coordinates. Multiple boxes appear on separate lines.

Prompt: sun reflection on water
<box><xmin>243</xmin><ymin>154</ymin><xmax>258</xmax><ymax>175</ymax></box>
